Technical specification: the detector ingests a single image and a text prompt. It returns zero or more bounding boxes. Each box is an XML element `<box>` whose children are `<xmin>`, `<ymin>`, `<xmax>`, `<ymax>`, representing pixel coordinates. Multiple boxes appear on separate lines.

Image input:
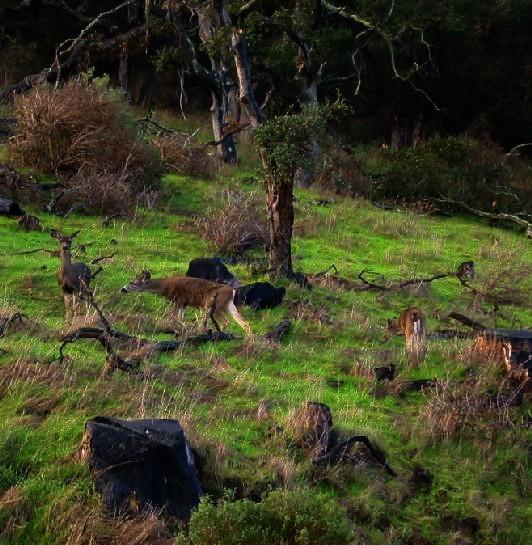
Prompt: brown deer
<box><xmin>384</xmin><ymin>307</ymin><xmax>427</xmax><ymax>365</ymax></box>
<box><xmin>50</xmin><ymin>229</ymin><xmax>92</xmax><ymax>320</ymax></box>
<box><xmin>121</xmin><ymin>270</ymin><xmax>251</xmax><ymax>335</ymax></box>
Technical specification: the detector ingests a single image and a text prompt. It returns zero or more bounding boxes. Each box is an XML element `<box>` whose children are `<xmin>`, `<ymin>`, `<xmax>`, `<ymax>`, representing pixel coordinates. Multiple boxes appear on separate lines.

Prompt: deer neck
<box><xmin>140</xmin><ymin>279</ymin><xmax>166</xmax><ymax>294</ymax></box>
<box><xmin>59</xmin><ymin>247</ymin><xmax>73</xmax><ymax>275</ymax></box>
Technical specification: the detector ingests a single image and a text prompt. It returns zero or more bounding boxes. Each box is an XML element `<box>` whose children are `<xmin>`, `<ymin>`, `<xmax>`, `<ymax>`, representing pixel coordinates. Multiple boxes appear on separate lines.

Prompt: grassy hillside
<box><xmin>0</xmin><ymin>159</ymin><xmax>530</xmax><ymax>544</ymax></box>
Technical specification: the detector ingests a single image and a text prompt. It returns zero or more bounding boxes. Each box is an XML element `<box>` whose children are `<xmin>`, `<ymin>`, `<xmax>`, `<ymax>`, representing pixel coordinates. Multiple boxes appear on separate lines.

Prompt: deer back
<box><xmin>161</xmin><ymin>276</ymin><xmax>234</xmax><ymax>308</ymax></box>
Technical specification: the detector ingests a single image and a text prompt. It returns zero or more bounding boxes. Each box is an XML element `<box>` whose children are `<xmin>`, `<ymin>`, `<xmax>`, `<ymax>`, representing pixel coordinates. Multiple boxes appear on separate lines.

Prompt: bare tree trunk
<box><xmin>118</xmin><ymin>45</ymin><xmax>132</xmax><ymax>103</ymax></box>
<box><xmin>231</xmin><ymin>28</ymin><xmax>264</xmax><ymax>127</ymax></box>
<box><xmin>266</xmin><ymin>175</ymin><xmax>294</xmax><ymax>277</ymax></box>
<box><xmin>411</xmin><ymin>112</ymin><xmax>423</xmax><ymax>147</ymax></box>
<box><xmin>294</xmin><ymin>80</ymin><xmax>320</xmax><ymax>188</ymax></box>
<box><xmin>197</xmin><ymin>6</ymin><xmax>238</xmax><ymax>163</ymax></box>
<box><xmin>210</xmin><ymin>88</ymin><xmax>237</xmax><ymax>163</ymax></box>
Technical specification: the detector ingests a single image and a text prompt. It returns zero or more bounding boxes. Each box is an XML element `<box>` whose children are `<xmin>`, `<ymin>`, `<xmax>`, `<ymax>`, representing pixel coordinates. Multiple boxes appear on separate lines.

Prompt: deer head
<box><xmin>121</xmin><ymin>270</ymin><xmax>152</xmax><ymax>293</ymax></box>
<box><xmin>50</xmin><ymin>229</ymin><xmax>80</xmax><ymax>254</ymax></box>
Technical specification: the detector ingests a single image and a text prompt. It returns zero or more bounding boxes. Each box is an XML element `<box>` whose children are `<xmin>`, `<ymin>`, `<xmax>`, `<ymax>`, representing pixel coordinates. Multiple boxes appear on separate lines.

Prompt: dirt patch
<box><xmin>16</xmin><ymin>394</ymin><xmax>61</xmax><ymax>420</ymax></box>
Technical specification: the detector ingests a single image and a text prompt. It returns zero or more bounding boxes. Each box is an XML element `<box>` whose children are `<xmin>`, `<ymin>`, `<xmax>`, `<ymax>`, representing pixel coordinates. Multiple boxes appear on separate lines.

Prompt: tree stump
<box><xmin>80</xmin><ymin>417</ymin><xmax>202</xmax><ymax>520</ymax></box>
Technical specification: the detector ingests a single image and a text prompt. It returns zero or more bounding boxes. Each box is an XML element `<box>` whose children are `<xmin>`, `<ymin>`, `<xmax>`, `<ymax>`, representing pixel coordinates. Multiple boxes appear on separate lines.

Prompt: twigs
<box><xmin>0</xmin><ymin>312</ymin><xmax>27</xmax><ymax>338</ymax></box>
<box><xmin>358</xmin><ymin>269</ymin><xmax>451</xmax><ymax>291</ymax></box>
<box><xmin>91</xmin><ymin>253</ymin><xmax>117</xmax><ymax>265</ymax></box>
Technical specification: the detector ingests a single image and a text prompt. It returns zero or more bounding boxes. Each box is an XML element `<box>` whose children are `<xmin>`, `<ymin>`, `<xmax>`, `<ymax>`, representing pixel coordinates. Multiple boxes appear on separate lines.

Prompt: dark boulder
<box><xmin>186</xmin><ymin>257</ymin><xmax>237</xmax><ymax>286</ymax></box>
<box><xmin>235</xmin><ymin>282</ymin><xmax>286</xmax><ymax>310</ymax></box>
<box><xmin>0</xmin><ymin>196</ymin><xmax>25</xmax><ymax>216</ymax></box>
<box><xmin>81</xmin><ymin>417</ymin><xmax>202</xmax><ymax>520</ymax></box>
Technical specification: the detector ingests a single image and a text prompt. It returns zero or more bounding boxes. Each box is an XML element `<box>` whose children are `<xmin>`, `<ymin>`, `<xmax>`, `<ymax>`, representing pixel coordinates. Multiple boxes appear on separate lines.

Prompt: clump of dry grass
<box><xmin>419</xmin><ymin>364</ymin><xmax>521</xmax><ymax>443</ymax></box>
<box><xmin>152</xmin><ymin>133</ymin><xmax>216</xmax><ymax>178</ymax></box>
<box><xmin>6</xmin><ymin>79</ymin><xmax>162</xmax><ymax>216</ymax></box>
<box><xmin>194</xmin><ymin>191</ymin><xmax>268</xmax><ymax>256</ymax></box>
<box><xmin>62</xmin><ymin>505</ymin><xmax>174</xmax><ymax>545</ymax></box>
<box><xmin>0</xmin><ymin>486</ymin><xmax>32</xmax><ymax>540</ymax></box>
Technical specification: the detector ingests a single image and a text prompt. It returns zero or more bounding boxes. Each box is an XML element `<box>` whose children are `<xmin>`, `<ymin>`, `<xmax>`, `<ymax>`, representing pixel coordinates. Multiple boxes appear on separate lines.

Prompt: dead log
<box><xmin>291</xmin><ymin>401</ymin><xmax>396</xmax><ymax>475</ymax></box>
<box><xmin>58</xmin><ymin>326</ymin><xmax>236</xmax><ymax>374</ymax></box>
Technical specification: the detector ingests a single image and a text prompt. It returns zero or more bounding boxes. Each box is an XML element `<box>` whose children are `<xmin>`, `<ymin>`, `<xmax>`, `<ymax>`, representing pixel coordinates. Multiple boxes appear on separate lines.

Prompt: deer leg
<box><xmin>63</xmin><ymin>294</ymin><xmax>73</xmax><ymax>321</ymax></box>
<box><xmin>225</xmin><ymin>302</ymin><xmax>251</xmax><ymax>335</ymax></box>
<box><xmin>214</xmin><ymin>309</ymin><xmax>228</xmax><ymax>330</ymax></box>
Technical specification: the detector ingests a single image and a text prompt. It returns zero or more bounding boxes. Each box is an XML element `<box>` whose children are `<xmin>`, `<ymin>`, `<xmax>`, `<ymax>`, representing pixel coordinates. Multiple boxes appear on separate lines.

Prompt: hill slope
<box><xmin>0</xmin><ymin>169</ymin><xmax>530</xmax><ymax>545</ymax></box>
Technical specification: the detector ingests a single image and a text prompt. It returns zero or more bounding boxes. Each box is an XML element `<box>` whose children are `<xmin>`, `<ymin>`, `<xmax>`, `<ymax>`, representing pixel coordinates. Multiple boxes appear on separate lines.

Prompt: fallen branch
<box><xmin>358</xmin><ymin>269</ymin><xmax>451</xmax><ymax>291</ymax></box>
<box><xmin>314</xmin><ymin>434</ymin><xmax>396</xmax><ymax>476</ymax></box>
<box><xmin>0</xmin><ymin>313</ymin><xmax>27</xmax><ymax>337</ymax></box>
<box><xmin>11</xmin><ymin>248</ymin><xmax>58</xmax><ymax>256</ymax></box>
<box><xmin>205</xmin><ymin>123</ymin><xmax>251</xmax><ymax>146</ymax></box>
<box><xmin>448</xmin><ymin>312</ymin><xmax>487</xmax><ymax>331</ymax></box>
<box><xmin>437</xmin><ymin>198</ymin><xmax>532</xmax><ymax>237</ymax></box>
<box><xmin>90</xmin><ymin>253</ymin><xmax>117</xmax><ymax>265</ymax></box>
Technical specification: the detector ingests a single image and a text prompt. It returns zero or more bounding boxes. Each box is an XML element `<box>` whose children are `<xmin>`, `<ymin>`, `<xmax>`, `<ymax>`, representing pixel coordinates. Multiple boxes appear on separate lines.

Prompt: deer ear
<box><xmin>50</xmin><ymin>229</ymin><xmax>60</xmax><ymax>239</ymax></box>
<box><xmin>386</xmin><ymin>318</ymin><xmax>393</xmax><ymax>327</ymax></box>
<box><xmin>70</xmin><ymin>230</ymin><xmax>81</xmax><ymax>238</ymax></box>
<box><xmin>141</xmin><ymin>269</ymin><xmax>151</xmax><ymax>279</ymax></box>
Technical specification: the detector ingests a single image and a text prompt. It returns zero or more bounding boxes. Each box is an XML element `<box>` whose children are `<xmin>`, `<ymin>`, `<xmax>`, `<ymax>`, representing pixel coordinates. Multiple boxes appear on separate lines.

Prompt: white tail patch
<box><xmin>413</xmin><ymin>319</ymin><xmax>421</xmax><ymax>336</ymax></box>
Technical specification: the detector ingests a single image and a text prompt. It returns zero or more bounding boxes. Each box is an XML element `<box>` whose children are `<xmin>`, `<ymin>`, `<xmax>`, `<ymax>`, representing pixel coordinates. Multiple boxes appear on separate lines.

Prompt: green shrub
<box><xmin>177</xmin><ymin>488</ymin><xmax>353</xmax><ymax>545</ymax></box>
<box><xmin>355</xmin><ymin>137</ymin><xmax>532</xmax><ymax>213</ymax></box>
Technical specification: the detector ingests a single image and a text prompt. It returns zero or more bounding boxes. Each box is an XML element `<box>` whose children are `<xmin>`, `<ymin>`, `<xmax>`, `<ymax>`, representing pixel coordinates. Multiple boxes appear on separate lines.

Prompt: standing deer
<box><xmin>384</xmin><ymin>307</ymin><xmax>427</xmax><ymax>365</ymax></box>
<box><xmin>50</xmin><ymin>229</ymin><xmax>92</xmax><ymax>320</ymax></box>
<box><xmin>121</xmin><ymin>270</ymin><xmax>251</xmax><ymax>335</ymax></box>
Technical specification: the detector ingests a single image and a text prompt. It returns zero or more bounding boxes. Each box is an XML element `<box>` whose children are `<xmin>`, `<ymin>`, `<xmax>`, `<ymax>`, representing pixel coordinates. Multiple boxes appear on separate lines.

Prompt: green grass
<box><xmin>0</xmin><ymin>153</ymin><xmax>531</xmax><ymax>544</ymax></box>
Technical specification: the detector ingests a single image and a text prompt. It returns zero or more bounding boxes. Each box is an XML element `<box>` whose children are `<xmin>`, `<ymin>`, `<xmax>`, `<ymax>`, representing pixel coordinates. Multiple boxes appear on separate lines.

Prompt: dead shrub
<box><xmin>152</xmin><ymin>133</ymin><xmax>216</xmax><ymax>178</ymax></box>
<box><xmin>6</xmin><ymin>79</ymin><xmax>162</xmax><ymax>216</ymax></box>
<box><xmin>420</xmin><ymin>370</ymin><xmax>521</xmax><ymax>443</ymax></box>
<box><xmin>194</xmin><ymin>191</ymin><xmax>268</xmax><ymax>256</ymax></box>
<box><xmin>287</xmin><ymin>402</ymin><xmax>336</xmax><ymax>458</ymax></box>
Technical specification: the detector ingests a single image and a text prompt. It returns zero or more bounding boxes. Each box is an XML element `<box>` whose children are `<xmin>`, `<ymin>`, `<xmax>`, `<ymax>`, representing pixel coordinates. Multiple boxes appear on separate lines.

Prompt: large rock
<box><xmin>81</xmin><ymin>417</ymin><xmax>202</xmax><ymax>520</ymax></box>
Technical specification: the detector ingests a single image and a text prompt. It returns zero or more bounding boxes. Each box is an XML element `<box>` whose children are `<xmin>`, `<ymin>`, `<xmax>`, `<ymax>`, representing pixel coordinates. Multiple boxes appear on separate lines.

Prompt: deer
<box><xmin>121</xmin><ymin>270</ymin><xmax>251</xmax><ymax>335</ymax></box>
<box><xmin>50</xmin><ymin>229</ymin><xmax>92</xmax><ymax>320</ymax></box>
<box><xmin>384</xmin><ymin>307</ymin><xmax>427</xmax><ymax>365</ymax></box>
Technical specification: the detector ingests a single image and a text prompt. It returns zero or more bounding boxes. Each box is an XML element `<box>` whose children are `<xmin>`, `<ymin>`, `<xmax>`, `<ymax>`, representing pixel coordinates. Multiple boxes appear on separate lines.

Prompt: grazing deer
<box><xmin>384</xmin><ymin>307</ymin><xmax>427</xmax><ymax>365</ymax></box>
<box><xmin>50</xmin><ymin>229</ymin><xmax>92</xmax><ymax>320</ymax></box>
<box><xmin>121</xmin><ymin>270</ymin><xmax>251</xmax><ymax>335</ymax></box>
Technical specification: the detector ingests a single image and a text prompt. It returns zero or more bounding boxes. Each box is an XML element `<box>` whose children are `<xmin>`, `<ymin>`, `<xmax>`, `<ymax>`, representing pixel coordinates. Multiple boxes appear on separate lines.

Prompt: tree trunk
<box><xmin>294</xmin><ymin>80</ymin><xmax>320</xmax><ymax>188</ymax></box>
<box><xmin>210</xmin><ymin>89</ymin><xmax>238</xmax><ymax>163</ymax></box>
<box><xmin>266</xmin><ymin>175</ymin><xmax>294</xmax><ymax>277</ymax></box>
<box><xmin>197</xmin><ymin>6</ymin><xmax>238</xmax><ymax>163</ymax></box>
<box><xmin>231</xmin><ymin>28</ymin><xmax>264</xmax><ymax>127</ymax></box>
<box><xmin>118</xmin><ymin>45</ymin><xmax>132</xmax><ymax>103</ymax></box>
